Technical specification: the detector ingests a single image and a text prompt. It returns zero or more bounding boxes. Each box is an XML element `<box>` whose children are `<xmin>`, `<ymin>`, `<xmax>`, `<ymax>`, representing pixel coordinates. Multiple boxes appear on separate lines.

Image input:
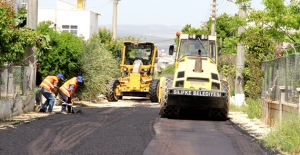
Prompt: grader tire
<box><xmin>209</xmin><ymin>80</ymin><xmax>230</xmax><ymax>120</ymax></box>
<box><xmin>160</xmin><ymin>77</ymin><xmax>178</xmax><ymax>118</ymax></box>
<box><xmin>106</xmin><ymin>79</ymin><xmax>120</xmax><ymax>102</ymax></box>
<box><xmin>149</xmin><ymin>79</ymin><xmax>160</xmax><ymax>102</ymax></box>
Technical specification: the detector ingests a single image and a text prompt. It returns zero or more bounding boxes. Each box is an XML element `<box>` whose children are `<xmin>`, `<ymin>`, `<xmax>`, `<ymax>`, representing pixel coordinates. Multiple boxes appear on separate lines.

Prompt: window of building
<box><xmin>62</xmin><ymin>25</ymin><xmax>78</xmax><ymax>36</ymax></box>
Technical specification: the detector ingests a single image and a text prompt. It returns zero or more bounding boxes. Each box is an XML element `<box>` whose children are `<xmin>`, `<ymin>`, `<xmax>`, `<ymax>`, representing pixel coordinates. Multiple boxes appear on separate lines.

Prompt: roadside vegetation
<box><xmin>156</xmin><ymin>64</ymin><xmax>175</xmax><ymax>78</ymax></box>
<box><xmin>229</xmin><ymin>98</ymin><xmax>262</xmax><ymax>119</ymax></box>
<box><xmin>36</xmin><ymin>21</ymin><xmax>84</xmax><ymax>79</ymax></box>
<box><xmin>229</xmin><ymin>103</ymin><xmax>246</xmax><ymax>112</ymax></box>
<box><xmin>0</xmin><ymin>1</ymin><xmax>48</xmax><ymax>67</ymax></box>
<box><xmin>77</xmin><ymin>34</ymin><xmax>120</xmax><ymax>100</ymax></box>
<box><xmin>264</xmin><ymin>114</ymin><xmax>300</xmax><ymax>154</ymax></box>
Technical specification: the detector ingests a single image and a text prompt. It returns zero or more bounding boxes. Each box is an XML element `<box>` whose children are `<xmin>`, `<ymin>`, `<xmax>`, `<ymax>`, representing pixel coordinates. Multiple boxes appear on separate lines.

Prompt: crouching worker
<box><xmin>58</xmin><ymin>76</ymin><xmax>83</xmax><ymax>114</ymax></box>
<box><xmin>39</xmin><ymin>74</ymin><xmax>64</xmax><ymax>114</ymax></box>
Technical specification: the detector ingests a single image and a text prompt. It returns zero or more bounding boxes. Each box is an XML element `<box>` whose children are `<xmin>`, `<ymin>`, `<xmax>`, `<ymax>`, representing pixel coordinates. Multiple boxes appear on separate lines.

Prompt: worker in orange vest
<box><xmin>58</xmin><ymin>76</ymin><xmax>83</xmax><ymax>114</ymax></box>
<box><xmin>39</xmin><ymin>74</ymin><xmax>64</xmax><ymax>113</ymax></box>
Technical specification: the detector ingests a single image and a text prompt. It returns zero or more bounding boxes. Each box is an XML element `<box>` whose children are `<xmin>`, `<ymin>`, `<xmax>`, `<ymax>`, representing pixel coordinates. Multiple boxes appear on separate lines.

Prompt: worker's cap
<box><xmin>77</xmin><ymin>76</ymin><xmax>83</xmax><ymax>83</ymax></box>
<box><xmin>57</xmin><ymin>74</ymin><xmax>64</xmax><ymax>80</ymax></box>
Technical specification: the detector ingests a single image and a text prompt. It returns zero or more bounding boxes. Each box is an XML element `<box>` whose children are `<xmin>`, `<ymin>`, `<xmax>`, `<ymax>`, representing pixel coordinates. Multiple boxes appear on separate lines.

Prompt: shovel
<box><xmin>56</xmin><ymin>97</ymin><xmax>82</xmax><ymax>114</ymax></box>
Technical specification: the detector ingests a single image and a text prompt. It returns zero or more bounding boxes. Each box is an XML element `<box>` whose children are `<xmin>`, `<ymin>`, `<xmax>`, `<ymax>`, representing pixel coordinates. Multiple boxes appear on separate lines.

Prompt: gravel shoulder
<box><xmin>228</xmin><ymin>112</ymin><xmax>271</xmax><ymax>140</ymax></box>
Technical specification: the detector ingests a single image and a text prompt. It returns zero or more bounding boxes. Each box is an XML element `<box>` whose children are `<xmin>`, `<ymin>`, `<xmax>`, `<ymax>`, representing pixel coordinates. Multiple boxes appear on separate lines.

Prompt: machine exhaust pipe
<box><xmin>194</xmin><ymin>50</ymin><xmax>203</xmax><ymax>72</ymax></box>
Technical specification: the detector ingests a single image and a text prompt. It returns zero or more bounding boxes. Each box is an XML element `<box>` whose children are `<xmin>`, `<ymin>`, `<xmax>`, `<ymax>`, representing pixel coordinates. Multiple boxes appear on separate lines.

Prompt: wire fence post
<box><xmin>282</xmin><ymin>48</ymin><xmax>289</xmax><ymax>122</ymax></box>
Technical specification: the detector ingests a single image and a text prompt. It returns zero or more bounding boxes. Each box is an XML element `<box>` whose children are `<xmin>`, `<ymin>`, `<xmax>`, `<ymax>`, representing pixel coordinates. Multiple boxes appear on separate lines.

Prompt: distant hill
<box><xmin>99</xmin><ymin>24</ymin><xmax>183</xmax><ymax>50</ymax></box>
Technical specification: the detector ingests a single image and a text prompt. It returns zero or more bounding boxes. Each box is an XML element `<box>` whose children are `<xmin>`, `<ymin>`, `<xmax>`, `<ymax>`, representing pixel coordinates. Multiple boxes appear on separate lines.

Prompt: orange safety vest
<box><xmin>39</xmin><ymin>76</ymin><xmax>59</xmax><ymax>91</ymax></box>
<box><xmin>59</xmin><ymin>77</ymin><xmax>78</xmax><ymax>97</ymax></box>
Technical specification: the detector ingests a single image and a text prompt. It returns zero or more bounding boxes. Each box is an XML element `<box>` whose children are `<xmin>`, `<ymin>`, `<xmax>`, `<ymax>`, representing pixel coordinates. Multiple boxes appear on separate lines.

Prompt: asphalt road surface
<box><xmin>0</xmin><ymin>99</ymin><xmax>279</xmax><ymax>155</ymax></box>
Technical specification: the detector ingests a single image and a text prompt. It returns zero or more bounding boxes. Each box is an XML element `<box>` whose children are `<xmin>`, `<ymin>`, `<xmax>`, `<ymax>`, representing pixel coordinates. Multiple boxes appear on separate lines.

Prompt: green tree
<box><xmin>36</xmin><ymin>21</ymin><xmax>84</xmax><ymax>79</ymax></box>
<box><xmin>238</xmin><ymin>0</ymin><xmax>300</xmax><ymax>98</ymax></box>
<box><xmin>0</xmin><ymin>1</ymin><xmax>45</xmax><ymax>67</ymax></box>
<box><xmin>181</xmin><ymin>24</ymin><xmax>208</xmax><ymax>34</ymax></box>
<box><xmin>97</xmin><ymin>28</ymin><xmax>142</xmax><ymax>58</ymax></box>
<box><xmin>181</xmin><ymin>13</ymin><xmax>244</xmax><ymax>56</ymax></box>
<box><xmin>98</xmin><ymin>28</ymin><xmax>120</xmax><ymax>58</ymax></box>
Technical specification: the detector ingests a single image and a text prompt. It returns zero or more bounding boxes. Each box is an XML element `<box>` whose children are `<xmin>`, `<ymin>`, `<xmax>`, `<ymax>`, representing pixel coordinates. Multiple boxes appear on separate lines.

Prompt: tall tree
<box><xmin>98</xmin><ymin>28</ymin><xmax>142</xmax><ymax>58</ymax></box>
<box><xmin>0</xmin><ymin>1</ymin><xmax>45</xmax><ymax>67</ymax></box>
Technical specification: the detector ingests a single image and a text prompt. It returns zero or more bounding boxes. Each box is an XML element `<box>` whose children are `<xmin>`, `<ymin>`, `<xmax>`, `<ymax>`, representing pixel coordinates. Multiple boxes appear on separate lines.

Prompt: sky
<box><xmin>38</xmin><ymin>0</ymin><xmax>268</xmax><ymax>27</ymax></box>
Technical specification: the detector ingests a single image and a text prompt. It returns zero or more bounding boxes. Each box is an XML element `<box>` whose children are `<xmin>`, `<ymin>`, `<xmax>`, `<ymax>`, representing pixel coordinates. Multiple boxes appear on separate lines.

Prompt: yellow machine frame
<box><xmin>158</xmin><ymin>33</ymin><xmax>229</xmax><ymax>119</ymax></box>
<box><xmin>106</xmin><ymin>42</ymin><xmax>160</xmax><ymax>102</ymax></box>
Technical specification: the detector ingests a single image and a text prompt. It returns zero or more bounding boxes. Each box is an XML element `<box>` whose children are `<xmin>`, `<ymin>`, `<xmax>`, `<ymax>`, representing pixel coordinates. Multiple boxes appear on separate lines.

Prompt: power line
<box><xmin>217</xmin><ymin>0</ymin><xmax>225</xmax><ymax>11</ymax></box>
<box><xmin>217</xmin><ymin>1</ymin><xmax>231</xmax><ymax>14</ymax></box>
<box><xmin>98</xmin><ymin>0</ymin><xmax>111</xmax><ymax>11</ymax></box>
<box><xmin>88</xmin><ymin>0</ymin><xmax>111</xmax><ymax>12</ymax></box>
<box><xmin>202</xmin><ymin>0</ymin><xmax>213</xmax><ymax>24</ymax></box>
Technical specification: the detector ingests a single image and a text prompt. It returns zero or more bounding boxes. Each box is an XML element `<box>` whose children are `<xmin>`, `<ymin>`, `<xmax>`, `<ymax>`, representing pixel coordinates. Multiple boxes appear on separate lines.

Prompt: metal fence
<box><xmin>261</xmin><ymin>53</ymin><xmax>300</xmax><ymax>104</ymax></box>
<box><xmin>0</xmin><ymin>65</ymin><xmax>36</xmax><ymax>99</ymax></box>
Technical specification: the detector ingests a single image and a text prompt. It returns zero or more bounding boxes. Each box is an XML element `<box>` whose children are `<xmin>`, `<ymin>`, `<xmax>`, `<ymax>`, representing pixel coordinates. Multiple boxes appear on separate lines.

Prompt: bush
<box><xmin>77</xmin><ymin>35</ymin><xmax>121</xmax><ymax>100</ymax></box>
<box><xmin>36</xmin><ymin>21</ymin><xmax>84</xmax><ymax>79</ymax></box>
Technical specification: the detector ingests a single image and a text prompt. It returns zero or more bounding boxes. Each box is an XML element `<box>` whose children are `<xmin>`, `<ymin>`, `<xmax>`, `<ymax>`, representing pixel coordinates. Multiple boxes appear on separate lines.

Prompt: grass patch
<box><xmin>243</xmin><ymin>98</ymin><xmax>262</xmax><ymax>119</ymax></box>
<box><xmin>263</xmin><ymin>114</ymin><xmax>300</xmax><ymax>155</ymax></box>
<box><xmin>229</xmin><ymin>98</ymin><xmax>262</xmax><ymax>119</ymax></box>
<box><xmin>229</xmin><ymin>103</ymin><xmax>246</xmax><ymax>112</ymax></box>
<box><xmin>155</xmin><ymin>65</ymin><xmax>175</xmax><ymax>79</ymax></box>
<box><xmin>11</xmin><ymin>120</ymin><xmax>21</xmax><ymax>125</ymax></box>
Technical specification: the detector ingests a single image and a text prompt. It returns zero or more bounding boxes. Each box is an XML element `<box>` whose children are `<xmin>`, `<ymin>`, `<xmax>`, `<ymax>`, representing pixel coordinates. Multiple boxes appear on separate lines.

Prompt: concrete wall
<box><xmin>89</xmin><ymin>11</ymin><xmax>99</xmax><ymax>38</ymax></box>
<box><xmin>261</xmin><ymin>99</ymin><xmax>299</xmax><ymax>127</ymax></box>
<box><xmin>0</xmin><ymin>95</ymin><xmax>35</xmax><ymax>120</ymax></box>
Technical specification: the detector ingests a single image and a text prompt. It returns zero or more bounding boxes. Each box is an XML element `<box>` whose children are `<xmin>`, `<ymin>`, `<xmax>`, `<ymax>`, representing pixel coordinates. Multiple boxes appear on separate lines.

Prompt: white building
<box><xmin>38</xmin><ymin>0</ymin><xmax>100</xmax><ymax>40</ymax></box>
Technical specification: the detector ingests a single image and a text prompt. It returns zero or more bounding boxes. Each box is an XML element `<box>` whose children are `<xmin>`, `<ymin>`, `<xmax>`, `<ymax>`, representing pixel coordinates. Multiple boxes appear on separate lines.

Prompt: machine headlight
<box><xmin>188</xmin><ymin>34</ymin><xmax>196</xmax><ymax>39</ymax></box>
<box><xmin>123</xmin><ymin>68</ymin><xmax>128</xmax><ymax>72</ymax></box>
<box><xmin>144</xmin><ymin>68</ymin><xmax>148</xmax><ymax>72</ymax></box>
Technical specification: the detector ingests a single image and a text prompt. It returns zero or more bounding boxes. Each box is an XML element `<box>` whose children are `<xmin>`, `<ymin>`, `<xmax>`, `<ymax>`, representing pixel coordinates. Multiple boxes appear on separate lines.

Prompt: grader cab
<box><xmin>158</xmin><ymin>32</ymin><xmax>230</xmax><ymax>120</ymax></box>
<box><xmin>106</xmin><ymin>42</ymin><xmax>159</xmax><ymax>102</ymax></box>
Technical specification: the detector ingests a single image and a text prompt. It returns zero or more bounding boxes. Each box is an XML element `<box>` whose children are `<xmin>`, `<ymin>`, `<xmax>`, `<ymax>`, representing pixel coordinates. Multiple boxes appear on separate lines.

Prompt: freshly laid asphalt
<box><xmin>0</xmin><ymin>102</ymin><xmax>159</xmax><ymax>155</ymax></box>
<box><xmin>0</xmin><ymin>100</ymin><xmax>283</xmax><ymax>155</ymax></box>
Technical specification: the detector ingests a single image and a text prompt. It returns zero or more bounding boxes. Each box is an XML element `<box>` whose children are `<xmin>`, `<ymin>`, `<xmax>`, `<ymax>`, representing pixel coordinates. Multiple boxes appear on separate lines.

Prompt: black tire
<box><xmin>159</xmin><ymin>77</ymin><xmax>178</xmax><ymax>118</ymax></box>
<box><xmin>106</xmin><ymin>79</ymin><xmax>120</xmax><ymax>102</ymax></box>
<box><xmin>149</xmin><ymin>79</ymin><xmax>160</xmax><ymax>102</ymax></box>
<box><xmin>209</xmin><ymin>80</ymin><xmax>230</xmax><ymax>120</ymax></box>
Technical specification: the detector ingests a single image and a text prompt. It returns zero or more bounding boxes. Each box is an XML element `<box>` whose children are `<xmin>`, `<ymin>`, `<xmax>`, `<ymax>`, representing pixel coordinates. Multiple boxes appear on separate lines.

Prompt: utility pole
<box><xmin>211</xmin><ymin>0</ymin><xmax>217</xmax><ymax>36</ymax></box>
<box><xmin>27</xmin><ymin>0</ymin><xmax>38</xmax><ymax>29</ymax></box>
<box><xmin>234</xmin><ymin>2</ymin><xmax>246</xmax><ymax>106</ymax></box>
<box><xmin>25</xmin><ymin>0</ymin><xmax>38</xmax><ymax>92</ymax></box>
<box><xmin>112</xmin><ymin>0</ymin><xmax>120</xmax><ymax>40</ymax></box>
<box><xmin>25</xmin><ymin>0</ymin><xmax>38</xmax><ymax>64</ymax></box>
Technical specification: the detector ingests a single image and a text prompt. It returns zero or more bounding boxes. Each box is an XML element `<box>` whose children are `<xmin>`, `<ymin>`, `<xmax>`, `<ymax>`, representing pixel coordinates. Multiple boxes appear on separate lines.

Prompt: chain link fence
<box><xmin>0</xmin><ymin>65</ymin><xmax>35</xmax><ymax>99</ymax></box>
<box><xmin>261</xmin><ymin>53</ymin><xmax>300</xmax><ymax>104</ymax></box>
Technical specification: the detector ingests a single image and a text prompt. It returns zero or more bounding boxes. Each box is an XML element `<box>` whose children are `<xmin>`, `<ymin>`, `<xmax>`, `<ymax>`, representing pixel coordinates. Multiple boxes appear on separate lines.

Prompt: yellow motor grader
<box><xmin>106</xmin><ymin>42</ymin><xmax>159</xmax><ymax>102</ymax></box>
<box><xmin>158</xmin><ymin>32</ymin><xmax>230</xmax><ymax>120</ymax></box>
